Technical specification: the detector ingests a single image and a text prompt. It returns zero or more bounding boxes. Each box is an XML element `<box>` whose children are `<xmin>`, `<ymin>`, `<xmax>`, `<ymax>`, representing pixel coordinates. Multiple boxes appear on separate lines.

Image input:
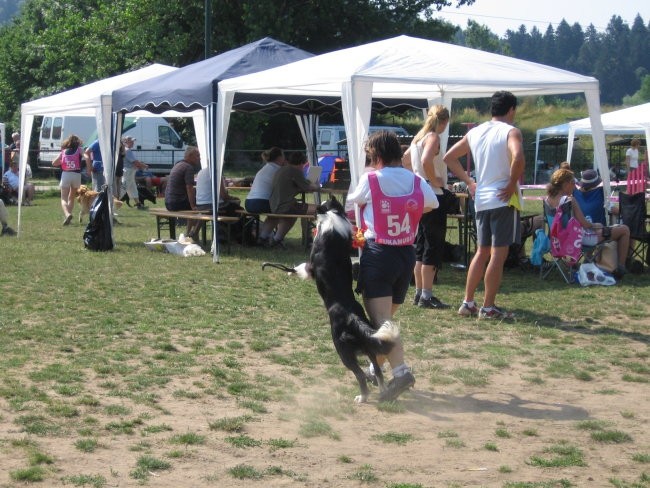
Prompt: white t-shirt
<box><xmin>347</xmin><ymin>166</ymin><xmax>438</xmax><ymax>240</ymax></box>
<box><xmin>246</xmin><ymin>162</ymin><xmax>281</xmax><ymax>200</ymax></box>
<box><xmin>195</xmin><ymin>167</ymin><xmax>212</xmax><ymax>205</ymax></box>
<box><xmin>626</xmin><ymin>147</ymin><xmax>639</xmax><ymax>169</ymax></box>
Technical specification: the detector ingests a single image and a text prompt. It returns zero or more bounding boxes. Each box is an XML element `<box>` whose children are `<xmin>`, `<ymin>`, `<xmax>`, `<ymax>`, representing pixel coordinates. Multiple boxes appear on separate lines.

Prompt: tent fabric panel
<box><xmin>111</xmin><ymin>37</ymin><xmax>312</xmax><ymax>114</ymax></box>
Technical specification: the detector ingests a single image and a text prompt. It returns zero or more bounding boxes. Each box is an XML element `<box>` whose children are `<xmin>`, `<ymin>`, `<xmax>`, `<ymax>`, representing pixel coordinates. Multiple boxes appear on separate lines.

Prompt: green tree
<box><xmin>0</xmin><ymin>0</ymin><xmax>473</xmax><ymax>134</ymax></box>
<box><xmin>461</xmin><ymin>19</ymin><xmax>508</xmax><ymax>54</ymax></box>
<box><xmin>622</xmin><ymin>74</ymin><xmax>650</xmax><ymax>105</ymax></box>
<box><xmin>554</xmin><ymin>20</ymin><xmax>583</xmax><ymax>71</ymax></box>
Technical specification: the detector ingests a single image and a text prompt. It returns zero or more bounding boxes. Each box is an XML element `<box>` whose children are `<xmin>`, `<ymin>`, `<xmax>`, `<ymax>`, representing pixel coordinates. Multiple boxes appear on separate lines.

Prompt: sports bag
<box><xmin>550</xmin><ymin>202</ymin><xmax>582</xmax><ymax>263</ymax></box>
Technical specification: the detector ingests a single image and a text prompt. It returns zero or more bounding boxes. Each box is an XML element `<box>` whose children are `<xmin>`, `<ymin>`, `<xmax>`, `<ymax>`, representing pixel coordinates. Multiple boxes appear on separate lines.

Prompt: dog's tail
<box><xmin>372</xmin><ymin>320</ymin><xmax>400</xmax><ymax>343</ymax></box>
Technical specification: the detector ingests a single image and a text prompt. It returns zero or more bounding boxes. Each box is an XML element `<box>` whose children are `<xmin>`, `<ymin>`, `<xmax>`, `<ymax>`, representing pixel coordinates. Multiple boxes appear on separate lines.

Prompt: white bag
<box><xmin>577</xmin><ymin>262</ymin><xmax>616</xmax><ymax>286</ymax></box>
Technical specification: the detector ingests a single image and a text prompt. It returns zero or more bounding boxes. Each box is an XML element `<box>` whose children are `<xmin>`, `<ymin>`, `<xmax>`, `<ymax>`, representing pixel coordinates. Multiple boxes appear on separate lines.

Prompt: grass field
<box><xmin>0</xmin><ymin>186</ymin><xmax>649</xmax><ymax>487</ymax></box>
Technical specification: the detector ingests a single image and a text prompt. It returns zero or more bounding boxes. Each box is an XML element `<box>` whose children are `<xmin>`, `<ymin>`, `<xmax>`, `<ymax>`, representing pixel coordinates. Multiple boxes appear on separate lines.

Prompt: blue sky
<box><xmin>436</xmin><ymin>0</ymin><xmax>647</xmax><ymax>36</ymax></box>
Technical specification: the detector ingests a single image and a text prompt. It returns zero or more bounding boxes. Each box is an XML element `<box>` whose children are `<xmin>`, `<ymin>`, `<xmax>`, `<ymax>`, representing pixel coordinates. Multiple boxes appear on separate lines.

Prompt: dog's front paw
<box><xmin>354</xmin><ymin>394</ymin><xmax>368</xmax><ymax>404</ymax></box>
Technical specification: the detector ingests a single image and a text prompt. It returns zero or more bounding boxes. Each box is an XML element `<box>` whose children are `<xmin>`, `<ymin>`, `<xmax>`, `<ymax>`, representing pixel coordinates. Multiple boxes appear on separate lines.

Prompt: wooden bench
<box><xmin>149</xmin><ymin>208</ymin><xmax>240</xmax><ymax>253</ymax></box>
<box><xmin>237</xmin><ymin>209</ymin><xmax>316</xmax><ymax>249</ymax></box>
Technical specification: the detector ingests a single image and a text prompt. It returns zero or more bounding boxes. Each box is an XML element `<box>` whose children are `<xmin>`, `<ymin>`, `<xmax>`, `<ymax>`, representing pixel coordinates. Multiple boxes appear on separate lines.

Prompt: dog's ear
<box><xmin>328</xmin><ymin>196</ymin><xmax>344</xmax><ymax>214</ymax></box>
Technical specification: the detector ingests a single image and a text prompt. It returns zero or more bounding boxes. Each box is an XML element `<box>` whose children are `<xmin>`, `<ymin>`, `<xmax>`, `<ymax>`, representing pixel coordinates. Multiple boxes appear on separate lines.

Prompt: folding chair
<box><xmin>540</xmin><ymin>200</ymin><xmax>581</xmax><ymax>283</ymax></box>
<box><xmin>619</xmin><ymin>192</ymin><xmax>650</xmax><ymax>269</ymax></box>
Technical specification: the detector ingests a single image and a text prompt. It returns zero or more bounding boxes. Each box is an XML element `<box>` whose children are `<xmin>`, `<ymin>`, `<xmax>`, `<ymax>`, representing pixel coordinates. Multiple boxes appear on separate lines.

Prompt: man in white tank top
<box><xmin>443</xmin><ymin>91</ymin><xmax>525</xmax><ymax>320</ymax></box>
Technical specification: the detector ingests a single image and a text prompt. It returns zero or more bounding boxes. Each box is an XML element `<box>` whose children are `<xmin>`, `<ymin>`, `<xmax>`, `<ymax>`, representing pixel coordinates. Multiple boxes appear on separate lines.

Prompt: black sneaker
<box><xmin>412</xmin><ymin>293</ymin><xmax>421</xmax><ymax>306</ymax></box>
<box><xmin>418</xmin><ymin>296</ymin><xmax>450</xmax><ymax>309</ymax></box>
<box><xmin>1</xmin><ymin>225</ymin><xmax>16</xmax><ymax>236</ymax></box>
<box><xmin>379</xmin><ymin>371</ymin><xmax>415</xmax><ymax>402</ymax></box>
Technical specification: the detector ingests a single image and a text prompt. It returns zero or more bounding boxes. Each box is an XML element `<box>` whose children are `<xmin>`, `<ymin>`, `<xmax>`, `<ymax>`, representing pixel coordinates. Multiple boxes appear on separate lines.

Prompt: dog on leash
<box><xmin>262</xmin><ymin>197</ymin><xmax>399</xmax><ymax>403</ymax></box>
<box><xmin>76</xmin><ymin>185</ymin><xmax>123</xmax><ymax>223</ymax></box>
<box><xmin>121</xmin><ymin>185</ymin><xmax>156</xmax><ymax>207</ymax></box>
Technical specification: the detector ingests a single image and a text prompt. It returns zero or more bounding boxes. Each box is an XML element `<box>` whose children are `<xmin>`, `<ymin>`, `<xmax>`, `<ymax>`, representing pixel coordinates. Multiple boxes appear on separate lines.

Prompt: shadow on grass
<box><xmin>514</xmin><ymin>309</ymin><xmax>650</xmax><ymax>345</ymax></box>
<box><xmin>400</xmin><ymin>390</ymin><xmax>590</xmax><ymax>421</ymax></box>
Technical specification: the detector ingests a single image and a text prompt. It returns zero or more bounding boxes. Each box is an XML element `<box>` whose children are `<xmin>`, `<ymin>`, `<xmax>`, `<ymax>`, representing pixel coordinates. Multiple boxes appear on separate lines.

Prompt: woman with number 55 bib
<box><xmin>347</xmin><ymin>130</ymin><xmax>438</xmax><ymax>401</ymax></box>
<box><xmin>52</xmin><ymin>134</ymin><xmax>92</xmax><ymax>226</ymax></box>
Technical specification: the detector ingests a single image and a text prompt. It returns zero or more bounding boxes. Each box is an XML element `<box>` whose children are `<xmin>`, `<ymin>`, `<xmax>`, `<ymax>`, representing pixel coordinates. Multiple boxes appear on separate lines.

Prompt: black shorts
<box><xmin>356</xmin><ymin>240</ymin><xmax>416</xmax><ymax>304</ymax></box>
<box><xmin>166</xmin><ymin>199</ymin><xmax>191</xmax><ymax>211</ymax></box>
<box><xmin>245</xmin><ymin>199</ymin><xmax>271</xmax><ymax>214</ymax></box>
<box><xmin>414</xmin><ymin>207</ymin><xmax>447</xmax><ymax>267</ymax></box>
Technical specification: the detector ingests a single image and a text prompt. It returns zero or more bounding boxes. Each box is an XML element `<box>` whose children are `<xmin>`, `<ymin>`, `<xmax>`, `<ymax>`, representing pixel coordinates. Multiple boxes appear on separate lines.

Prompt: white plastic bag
<box><xmin>577</xmin><ymin>262</ymin><xmax>616</xmax><ymax>286</ymax></box>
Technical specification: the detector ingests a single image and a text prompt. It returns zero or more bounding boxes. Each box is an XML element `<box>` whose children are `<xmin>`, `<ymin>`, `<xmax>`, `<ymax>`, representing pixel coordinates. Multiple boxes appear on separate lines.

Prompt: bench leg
<box><xmin>200</xmin><ymin>221</ymin><xmax>207</xmax><ymax>247</ymax></box>
<box><xmin>169</xmin><ymin>218</ymin><xmax>176</xmax><ymax>240</ymax></box>
<box><xmin>241</xmin><ymin>214</ymin><xmax>260</xmax><ymax>246</ymax></box>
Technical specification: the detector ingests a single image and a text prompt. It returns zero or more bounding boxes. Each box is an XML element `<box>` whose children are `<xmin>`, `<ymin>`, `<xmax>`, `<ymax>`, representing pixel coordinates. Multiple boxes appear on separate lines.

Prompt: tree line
<box><xmin>0</xmin><ymin>0</ymin><xmax>648</xmax><ymax>141</ymax></box>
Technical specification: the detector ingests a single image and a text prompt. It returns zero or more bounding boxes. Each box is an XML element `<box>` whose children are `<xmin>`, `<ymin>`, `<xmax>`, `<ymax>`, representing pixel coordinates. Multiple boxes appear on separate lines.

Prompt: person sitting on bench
<box><xmin>267</xmin><ymin>151</ymin><xmax>320</xmax><ymax>248</ymax></box>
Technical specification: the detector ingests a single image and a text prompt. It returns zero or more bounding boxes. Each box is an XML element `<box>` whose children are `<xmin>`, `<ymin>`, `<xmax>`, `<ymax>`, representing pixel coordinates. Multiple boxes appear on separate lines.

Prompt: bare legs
<box><xmin>464</xmin><ymin>244</ymin><xmax>509</xmax><ymax>308</ymax></box>
<box><xmin>363</xmin><ymin>296</ymin><xmax>404</xmax><ymax>368</ymax></box>
<box><xmin>414</xmin><ymin>261</ymin><xmax>437</xmax><ymax>293</ymax></box>
<box><xmin>610</xmin><ymin>225</ymin><xmax>630</xmax><ymax>266</ymax></box>
<box><xmin>60</xmin><ymin>186</ymin><xmax>76</xmax><ymax>221</ymax></box>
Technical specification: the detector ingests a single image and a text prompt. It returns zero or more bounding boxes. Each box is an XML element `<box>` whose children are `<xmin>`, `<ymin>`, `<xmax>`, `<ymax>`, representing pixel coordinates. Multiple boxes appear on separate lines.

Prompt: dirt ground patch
<box><xmin>1</xmin><ymin>314</ymin><xmax>648</xmax><ymax>488</ymax></box>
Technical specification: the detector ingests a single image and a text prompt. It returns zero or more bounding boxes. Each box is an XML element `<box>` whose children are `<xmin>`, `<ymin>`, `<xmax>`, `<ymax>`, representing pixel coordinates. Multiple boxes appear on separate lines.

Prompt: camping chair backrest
<box><xmin>573</xmin><ymin>187</ymin><xmax>606</xmax><ymax>226</ymax></box>
<box><xmin>544</xmin><ymin>199</ymin><xmax>582</xmax><ymax>263</ymax></box>
<box><xmin>619</xmin><ymin>192</ymin><xmax>647</xmax><ymax>237</ymax></box>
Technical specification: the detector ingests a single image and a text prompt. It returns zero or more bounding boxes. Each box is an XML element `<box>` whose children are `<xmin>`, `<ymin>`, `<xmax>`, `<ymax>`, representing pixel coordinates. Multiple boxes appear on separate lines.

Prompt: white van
<box><xmin>316</xmin><ymin>124</ymin><xmax>410</xmax><ymax>158</ymax></box>
<box><xmin>38</xmin><ymin>115</ymin><xmax>97</xmax><ymax>169</ymax></box>
<box><xmin>120</xmin><ymin>116</ymin><xmax>186</xmax><ymax>175</ymax></box>
<box><xmin>40</xmin><ymin>115</ymin><xmax>187</xmax><ymax>175</ymax></box>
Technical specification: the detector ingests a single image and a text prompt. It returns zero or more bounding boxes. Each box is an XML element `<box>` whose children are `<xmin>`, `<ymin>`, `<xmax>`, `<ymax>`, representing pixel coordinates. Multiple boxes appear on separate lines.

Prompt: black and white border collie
<box><xmin>263</xmin><ymin>197</ymin><xmax>399</xmax><ymax>403</ymax></box>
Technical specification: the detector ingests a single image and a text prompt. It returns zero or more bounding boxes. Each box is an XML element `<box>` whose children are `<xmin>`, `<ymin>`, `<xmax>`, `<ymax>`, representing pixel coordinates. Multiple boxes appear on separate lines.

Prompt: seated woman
<box><xmin>244</xmin><ymin>147</ymin><xmax>286</xmax><ymax>245</ymax></box>
<box><xmin>545</xmin><ymin>168</ymin><xmax>630</xmax><ymax>278</ymax></box>
<box><xmin>267</xmin><ymin>151</ymin><xmax>320</xmax><ymax>248</ymax></box>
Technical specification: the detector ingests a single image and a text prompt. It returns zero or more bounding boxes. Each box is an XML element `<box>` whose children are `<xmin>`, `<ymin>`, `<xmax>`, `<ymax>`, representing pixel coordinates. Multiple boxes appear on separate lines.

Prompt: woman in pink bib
<box><xmin>348</xmin><ymin>130</ymin><xmax>438</xmax><ymax>401</ymax></box>
<box><xmin>52</xmin><ymin>134</ymin><xmax>91</xmax><ymax>226</ymax></box>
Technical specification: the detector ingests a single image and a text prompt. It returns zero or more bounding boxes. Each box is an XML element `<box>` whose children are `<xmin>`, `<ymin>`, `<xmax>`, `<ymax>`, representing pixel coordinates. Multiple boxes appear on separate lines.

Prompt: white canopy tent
<box><xmin>17</xmin><ymin>63</ymin><xmax>207</xmax><ymax>236</ymax></box>
<box><xmin>535</xmin><ymin>103</ymin><xmax>650</xmax><ymax>174</ymax></box>
<box><xmin>216</xmin><ymin>35</ymin><xmax>608</xmax><ymax>223</ymax></box>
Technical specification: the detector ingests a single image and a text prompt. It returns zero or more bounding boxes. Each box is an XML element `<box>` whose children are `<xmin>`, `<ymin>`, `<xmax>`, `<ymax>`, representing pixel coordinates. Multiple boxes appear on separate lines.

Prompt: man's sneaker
<box><xmin>418</xmin><ymin>296</ymin><xmax>450</xmax><ymax>309</ymax></box>
<box><xmin>1</xmin><ymin>225</ymin><xmax>16</xmax><ymax>236</ymax></box>
<box><xmin>379</xmin><ymin>371</ymin><xmax>415</xmax><ymax>402</ymax></box>
<box><xmin>458</xmin><ymin>302</ymin><xmax>479</xmax><ymax>317</ymax></box>
<box><xmin>412</xmin><ymin>292</ymin><xmax>421</xmax><ymax>306</ymax></box>
<box><xmin>479</xmin><ymin>306</ymin><xmax>515</xmax><ymax>320</ymax></box>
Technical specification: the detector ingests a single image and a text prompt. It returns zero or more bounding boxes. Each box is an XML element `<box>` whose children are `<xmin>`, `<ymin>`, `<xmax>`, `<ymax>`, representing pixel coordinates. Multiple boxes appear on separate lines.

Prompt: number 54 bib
<box><xmin>368</xmin><ymin>172</ymin><xmax>424</xmax><ymax>246</ymax></box>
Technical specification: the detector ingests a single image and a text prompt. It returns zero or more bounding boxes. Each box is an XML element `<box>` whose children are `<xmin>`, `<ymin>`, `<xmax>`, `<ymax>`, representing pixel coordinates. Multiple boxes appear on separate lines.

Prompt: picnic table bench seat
<box><xmin>148</xmin><ymin>208</ymin><xmax>239</xmax><ymax>253</ymax></box>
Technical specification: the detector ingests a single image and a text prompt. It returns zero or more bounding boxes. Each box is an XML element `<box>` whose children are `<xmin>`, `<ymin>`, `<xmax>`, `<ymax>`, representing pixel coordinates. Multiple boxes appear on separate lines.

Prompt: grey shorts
<box><xmin>475</xmin><ymin>206</ymin><xmax>521</xmax><ymax>248</ymax></box>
